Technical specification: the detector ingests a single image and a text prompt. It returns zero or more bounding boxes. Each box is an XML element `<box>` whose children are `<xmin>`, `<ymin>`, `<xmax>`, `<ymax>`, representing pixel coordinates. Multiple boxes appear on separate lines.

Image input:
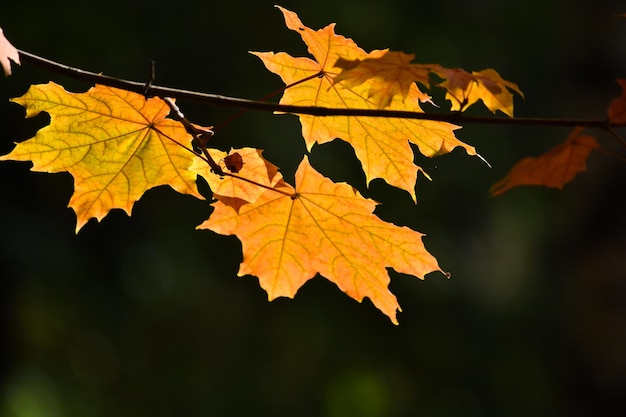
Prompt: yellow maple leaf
<box><xmin>199</xmin><ymin>156</ymin><xmax>445</xmax><ymax>324</ymax></box>
<box><xmin>490</xmin><ymin>128</ymin><xmax>599</xmax><ymax>196</ymax></box>
<box><xmin>251</xmin><ymin>6</ymin><xmax>475</xmax><ymax>201</ymax></box>
<box><xmin>190</xmin><ymin>147</ymin><xmax>282</xmax><ymax>211</ymax></box>
<box><xmin>1</xmin><ymin>82</ymin><xmax>203</xmax><ymax>231</ymax></box>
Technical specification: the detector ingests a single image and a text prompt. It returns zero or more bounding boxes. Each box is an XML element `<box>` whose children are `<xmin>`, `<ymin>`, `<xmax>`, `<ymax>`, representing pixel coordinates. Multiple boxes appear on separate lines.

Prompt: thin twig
<box><xmin>15</xmin><ymin>49</ymin><xmax>626</xmax><ymax>129</ymax></box>
<box><xmin>162</xmin><ymin>97</ymin><xmax>223</xmax><ymax>176</ymax></box>
<box><xmin>606</xmin><ymin>126</ymin><xmax>626</xmax><ymax>149</ymax></box>
<box><xmin>213</xmin><ymin>71</ymin><xmax>324</xmax><ymax>131</ymax></box>
<box><xmin>222</xmin><ymin>173</ymin><xmax>297</xmax><ymax>198</ymax></box>
<box><xmin>595</xmin><ymin>146</ymin><xmax>626</xmax><ymax>162</ymax></box>
<box><xmin>143</xmin><ymin>60</ymin><xmax>155</xmax><ymax>95</ymax></box>
<box><xmin>162</xmin><ymin>97</ymin><xmax>296</xmax><ymax>197</ymax></box>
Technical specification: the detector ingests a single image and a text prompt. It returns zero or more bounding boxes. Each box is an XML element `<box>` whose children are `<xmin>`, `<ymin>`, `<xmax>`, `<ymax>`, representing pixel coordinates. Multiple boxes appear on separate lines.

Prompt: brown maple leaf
<box><xmin>1</xmin><ymin>82</ymin><xmax>203</xmax><ymax>231</ymax></box>
<box><xmin>199</xmin><ymin>156</ymin><xmax>445</xmax><ymax>324</ymax></box>
<box><xmin>490</xmin><ymin>128</ymin><xmax>600</xmax><ymax>196</ymax></box>
<box><xmin>251</xmin><ymin>6</ymin><xmax>476</xmax><ymax>201</ymax></box>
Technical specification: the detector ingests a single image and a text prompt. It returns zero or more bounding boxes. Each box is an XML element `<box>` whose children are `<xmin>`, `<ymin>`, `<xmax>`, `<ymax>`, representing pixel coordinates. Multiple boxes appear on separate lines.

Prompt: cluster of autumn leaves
<box><xmin>1</xmin><ymin>7</ymin><xmax>624</xmax><ymax>323</ymax></box>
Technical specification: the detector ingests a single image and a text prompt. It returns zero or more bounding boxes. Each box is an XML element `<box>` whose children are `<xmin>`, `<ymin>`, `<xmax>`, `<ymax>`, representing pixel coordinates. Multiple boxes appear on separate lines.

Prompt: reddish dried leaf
<box><xmin>224</xmin><ymin>152</ymin><xmax>244</xmax><ymax>173</ymax></box>
<box><xmin>490</xmin><ymin>128</ymin><xmax>600</xmax><ymax>196</ymax></box>
<box><xmin>0</xmin><ymin>27</ymin><xmax>20</xmax><ymax>76</ymax></box>
<box><xmin>199</xmin><ymin>157</ymin><xmax>445</xmax><ymax>324</ymax></box>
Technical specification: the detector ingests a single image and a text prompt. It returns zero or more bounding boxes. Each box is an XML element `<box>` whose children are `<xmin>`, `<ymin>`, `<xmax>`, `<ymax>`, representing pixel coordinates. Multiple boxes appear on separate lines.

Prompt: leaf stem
<box><xmin>594</xmin><ymin>145</ymin><xmax>626</xmax><ymax>162</ymax></box>
<box><xmin>606</xmin><ymin>126</ymin><xmax>626</xmax><ymax>149</ymax></box>
<box><xmin>15</xmin><ymin>49</ymin><xmax>626</xmax><ymax>130</ymax></box>
<box><xmin>161</xmin><ymin>98</ymin><xmax>295</xmax><ymax>198</ymax></box>
<box><xmin>162</xmin><ymin>97</ymin><xmax>224</xmax><ymax>176</ymax></box>
<box><xmin>221</xmin><ymin>172</ymin><xmax>296</xmax><ymax>198</ymax></box>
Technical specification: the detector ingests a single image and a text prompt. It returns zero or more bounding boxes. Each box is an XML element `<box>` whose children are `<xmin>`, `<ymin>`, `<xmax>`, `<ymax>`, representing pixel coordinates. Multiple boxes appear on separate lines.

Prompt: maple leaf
<box><xmin>1</xmin><ymin>82</ymin><xmax>203</xmax><ymax>231</ymax></box>
<box><xmin>0</xmin><ymin>27</ymin><xmax>20</xmax><ymax>76</ymax></box>
<box><xmin>608</xmin><ymin>79</ymin><xmax>626</xmax><ymax>124</ymax></box>
<box><xmin>332</xmin><ymin>54</ymin><xmax>523</xmax><ymax>117</ymax></box>
<box><xmin>251</xmin><ymin>6</ymin><xmax>475</xmax><ymax>201</ymax></box>
<box><xmin>333</xmin><ymin>50</ymin><xmax>433</xmax><ymax>108</ymax></box>
<box><xmin>199</xmin><ymin>156</ymin><xmax>445</xmax><ymax>324</ymax></box>
<box><xmin>490</xmin><ymin>128</ymin><xmax>600</xmax><ymax>196</ymax></box>
<box><xmin>429</xmin><ymin>65</ymin><xmax>523</xmax><ymax>117</ymax></box>
<box><xmin>190</xmin><ymin>147</ymin><xmax>282</xmax><ymax>211</ymax></box>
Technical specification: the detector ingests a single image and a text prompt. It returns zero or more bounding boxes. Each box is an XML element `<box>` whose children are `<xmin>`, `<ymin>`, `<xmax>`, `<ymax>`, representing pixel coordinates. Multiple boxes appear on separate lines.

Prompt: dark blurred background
<box><xmin>2</xmin><ymin>1</ymin><xmax>626</xmax><ymax>416</ymax></box>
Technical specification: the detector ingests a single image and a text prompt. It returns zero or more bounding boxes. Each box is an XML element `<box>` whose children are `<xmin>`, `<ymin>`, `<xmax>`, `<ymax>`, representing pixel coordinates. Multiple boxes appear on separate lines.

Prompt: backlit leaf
<box><xmin>199</xmin><ymin>156</ymin><xmax>445</xmax><ymax>324</ymax></box>
<box><xmin>252</xmin><ymin>6</ymin><xmax>476</xmax><ymax>201</ymax></box>
<box><xmin>429</xmin><ymin>66</ymin><xmax>523</xmax><ymax>117</ymax></box>
<box><xmin>332</xmin><ymin>54</ymin><xmax>522</xmax><ymax>117</ymax></box>
<box><xmin>490</xmin><ymin>128</ymin><xmax>599</xmax><ymax>196</ymax></box>
<box><xmin>191</xmin><ymin>147</ymin><xmax>282</xmax><ymax>211</ymax></box>
<box><xmin>333</xmin><ymin>50</ymin><xmax>433</xmax><ymax>108</ymax></box>
<box><xmin>1</xmin><ymin>82</ymin><xmax>202</xmax><ymax>231</ymax></box>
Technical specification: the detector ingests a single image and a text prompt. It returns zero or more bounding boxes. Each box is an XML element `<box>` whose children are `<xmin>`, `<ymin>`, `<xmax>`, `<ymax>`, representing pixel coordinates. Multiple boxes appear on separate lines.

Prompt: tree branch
<box><xmin>16</xmin><ymin>49</ymin><xmax>625</xmax><ymax>129</ymax></box>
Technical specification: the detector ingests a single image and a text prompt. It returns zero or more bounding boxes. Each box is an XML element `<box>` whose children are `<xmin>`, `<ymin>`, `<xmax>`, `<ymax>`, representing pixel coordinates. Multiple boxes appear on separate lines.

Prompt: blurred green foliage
<box><xmin>2</xmin><ymin>1</ymin><xmax>626</xmax><ymax>416</ymax></box>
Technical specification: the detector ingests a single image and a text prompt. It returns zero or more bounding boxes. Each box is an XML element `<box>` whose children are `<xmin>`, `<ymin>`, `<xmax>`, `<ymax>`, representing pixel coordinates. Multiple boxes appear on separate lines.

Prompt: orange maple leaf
<box><xmin>429</xmin><ymin>65</ymin><xmax>523</xmax><ymax>117</ymax></box>
<box><xmin>1</xmin><ymin>82</ymin><xmax>203</xmax><ymax>231</ymax></box>
<box><xmin>332</xmin><ymin>54</ymin><xmax>523</xmax><ymax>117</ymax></box>
<box><xmin>333</xmin><ymin>50</ymin><xmax>433</xmax><ymax>108</ymax></box>
<box><xmin>190</xmin><ymin>147</ymin><xmax>282</xmax><ymax>211</ymax></box>
<box><xmin>251</xmin><ymin>6</ymin><xmax>476</xmax><ymax>201</ymax></box>
<box><xmin>608</xmin><ymin>79</ymin><xmax>626</xmax><ymax>124</ymax></box>
<box><xmin>199</xmin><ymin>157</ymin><xmax>445</xmax><ymax>324</ymax></box>
<box><xmin>490</xmin><ymin>128</ymin><xmax>600</xmax><ymax>196</ymax></box>
<box><xmin>0</xmin><ymin>27</ymin><xmax>20</xmax><ymax>76</ymax></box>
